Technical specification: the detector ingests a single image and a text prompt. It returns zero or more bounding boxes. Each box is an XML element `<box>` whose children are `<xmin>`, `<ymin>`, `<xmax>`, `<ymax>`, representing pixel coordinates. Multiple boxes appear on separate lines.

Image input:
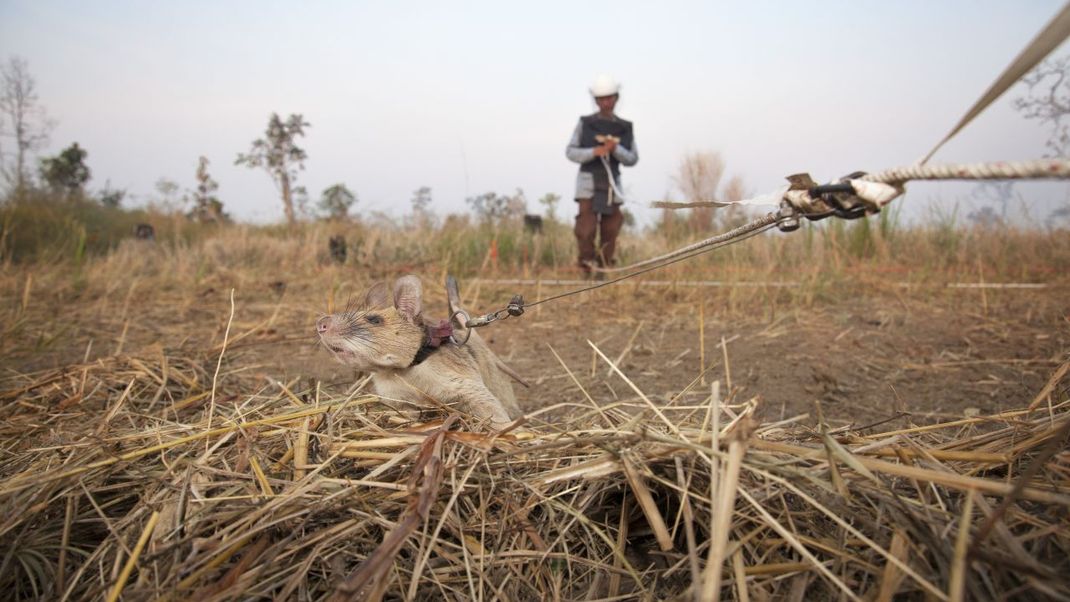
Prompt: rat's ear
<box><xmin>364</xmin><ymin>282</ymin><xmax>390</xmax><ymax>309</ymax></box>
<box><xmin>393</xmin><ymin>276</ymin><xmax>423</xmax><ymax>321</ymax></box>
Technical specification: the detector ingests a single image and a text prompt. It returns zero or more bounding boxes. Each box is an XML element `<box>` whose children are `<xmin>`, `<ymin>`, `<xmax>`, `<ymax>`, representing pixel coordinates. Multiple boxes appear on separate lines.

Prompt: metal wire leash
<box><xmin>451</xmin><ymin>210</ymin><xmax>788</xmax><ymax>340</ymax></box>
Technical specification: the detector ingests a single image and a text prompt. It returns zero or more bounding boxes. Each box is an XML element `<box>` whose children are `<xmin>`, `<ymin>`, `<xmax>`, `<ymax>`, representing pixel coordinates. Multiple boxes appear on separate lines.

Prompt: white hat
<box><xmin>589</xmin><ymin>74</ymin><xmax>620</xmax><ymax>97</ymax></box>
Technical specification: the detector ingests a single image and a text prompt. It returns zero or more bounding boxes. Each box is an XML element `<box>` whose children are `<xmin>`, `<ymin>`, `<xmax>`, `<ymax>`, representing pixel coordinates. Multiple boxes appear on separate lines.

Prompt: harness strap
<box><xmin>409</xmin><ymin>319</ymin><xmax>454</xmax><ymax>366</ymax></box>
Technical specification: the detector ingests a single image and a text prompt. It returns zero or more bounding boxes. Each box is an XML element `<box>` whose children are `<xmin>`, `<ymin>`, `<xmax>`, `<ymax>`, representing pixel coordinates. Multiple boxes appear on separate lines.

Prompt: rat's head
<box><xmin>316</xmin><ymin>276</ymin><xmax>426</xmax><ymax>370</ymax></box>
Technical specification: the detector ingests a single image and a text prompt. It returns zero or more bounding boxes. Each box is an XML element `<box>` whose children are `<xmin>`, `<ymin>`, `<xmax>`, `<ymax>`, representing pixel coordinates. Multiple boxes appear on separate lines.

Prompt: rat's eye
<box><xmin>365</xmin><ymin>314</ymin><xmax>383</xmax><ymax>325</ymax></box>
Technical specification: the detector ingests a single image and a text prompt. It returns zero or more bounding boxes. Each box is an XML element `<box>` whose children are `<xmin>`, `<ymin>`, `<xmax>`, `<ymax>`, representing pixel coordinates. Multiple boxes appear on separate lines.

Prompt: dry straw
<box><xmin>1</xmin><ymin>341</ymin><xmax>1068</xmax><ymax>599</ymax></box>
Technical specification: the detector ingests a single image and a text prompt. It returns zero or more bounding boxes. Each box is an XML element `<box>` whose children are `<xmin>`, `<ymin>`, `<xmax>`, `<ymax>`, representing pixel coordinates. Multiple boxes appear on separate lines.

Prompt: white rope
<box><xmin>652</xmin><ymin>159</ymin><xmax>1070</xmax><ymax>213</ymax></box>
<box><xmin>920</xmin><ymin>1</ymin><xmax>1070</xmax><ymax>164</ymax></box>
<box><xmin>862</xmin><ymin>158</ymin><xmax>1070</xmax><ymax>185</ymax></box>
<box><xmin>600</xmin><ymin>154</ymin><xmax>629</xmax><ymax>204</ymax></box>
<box><xmin>845</xmin><ymin>159</ymin><xmax>1070</xmax><ymax>209</ymax></box>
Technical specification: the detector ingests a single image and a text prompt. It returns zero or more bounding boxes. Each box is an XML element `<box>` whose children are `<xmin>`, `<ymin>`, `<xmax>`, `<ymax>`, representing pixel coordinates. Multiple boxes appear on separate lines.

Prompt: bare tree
<box><xmin>538</xmin><ymin>192</ymin><xmax>561</xmax><ymax>222</ymax></box>
<box><xmin>967</xmin><ymin>205</ymin><xmax>1004</xmax><ymax>229</ymax></box>
<box><xmin>720</xmin><ymin>173</ymin><xmax>749</xmax><ymax>228</ymax></box>
<box><xmin>1051</xmin><ymin>205</ymin><xmax>1070</xmax><ymax>225</ymax></box>
<box><xmin>722</xmin><ymin>174</ymin><xmax>746</xmax><ymax>203</ymax></box>
<box><xmin>504</xmin><ymin>188</ymin><xmax>528</xmax><ymax>223</ymax></box>
<box><xmin>152</xmin><ymin>178</ymin><xmax>184</xmax><ymax>212</ymax></box>
<box><xmin>1014</xmin><ymin>56</ymin><xmax>1070</xmax><ymax>221</ymax></box>
<box><xmin>0</xmin><ymin>56</ymin><xmax>54</xmax><ymax>193</ymax></box>
<box><xmin>1014</xmin><ymin>55</ymin><xmax>1070</xmax><ymax>157</ymax></box>
<box><xmin>235</xmin><ymin>113</ymin><xmax>309</xmax><ymax>227</ymax></box>
<box><xmin>674</xmin><ymin>151</ymin><xmax>725</xmax><ymax>232</ymax></box>
<box><xmin>466</xmin><ymin>189</ymin><xmax>526</xmax><ymax>226</ymax></box>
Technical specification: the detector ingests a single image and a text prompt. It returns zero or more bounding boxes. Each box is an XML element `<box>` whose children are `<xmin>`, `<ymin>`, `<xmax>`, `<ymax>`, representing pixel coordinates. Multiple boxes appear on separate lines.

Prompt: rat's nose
<box><xmin>316</xmin><ymin>316</ymin><xmax>332</xmax><ymax>334</ymax></box>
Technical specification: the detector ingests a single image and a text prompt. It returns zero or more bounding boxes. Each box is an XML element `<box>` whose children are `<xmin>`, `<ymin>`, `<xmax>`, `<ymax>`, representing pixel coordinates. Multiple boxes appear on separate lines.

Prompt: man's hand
<box><xmin>603</xmin><ymin>138</ymin><xmax>618</xmax><ymax>153</ymax></box>
<box><xmin>592</xmin><ymin>143</ymin><xmax>613</xmax><ymax>157</ymax></box>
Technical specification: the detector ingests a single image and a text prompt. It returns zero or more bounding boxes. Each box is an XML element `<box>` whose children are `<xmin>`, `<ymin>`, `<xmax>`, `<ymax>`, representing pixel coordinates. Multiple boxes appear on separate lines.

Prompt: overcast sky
<box><xmin>2</xmin><ymin>1</ymin><xmax>1068</xmax><ymax>226</ymax></box>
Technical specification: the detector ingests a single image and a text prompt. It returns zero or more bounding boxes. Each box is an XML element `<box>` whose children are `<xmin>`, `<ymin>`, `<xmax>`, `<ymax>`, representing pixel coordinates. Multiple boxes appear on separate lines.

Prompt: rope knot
<box><xmin>782</xmin><ymin>172</ymin><xmax>904</xmax><ymax>220</ymax></box>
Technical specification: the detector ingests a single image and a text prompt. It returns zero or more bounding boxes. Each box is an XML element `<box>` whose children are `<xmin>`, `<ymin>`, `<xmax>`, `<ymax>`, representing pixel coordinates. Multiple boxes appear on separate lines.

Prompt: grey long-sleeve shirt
<box><xmin>565</xmin><ymin>117</ymin><xmax>638</xmax><ymax>201</ymax></box>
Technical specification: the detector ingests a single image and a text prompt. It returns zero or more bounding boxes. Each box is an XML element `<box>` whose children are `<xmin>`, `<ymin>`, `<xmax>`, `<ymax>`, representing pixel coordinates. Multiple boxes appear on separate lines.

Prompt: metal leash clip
<box><xmin>449</xmin><ymin>295</ymin><xmax>526</xmax><ymax>346</ymax></box>
<box><xmin>449</xmin><ymin>309</ymin><xmax>474</xmax><ymax>345</ymax></box>
<box><xmin>777</xmin><ymin>199</ymin><xmax>801</xmax><ymax>232</ymax></box>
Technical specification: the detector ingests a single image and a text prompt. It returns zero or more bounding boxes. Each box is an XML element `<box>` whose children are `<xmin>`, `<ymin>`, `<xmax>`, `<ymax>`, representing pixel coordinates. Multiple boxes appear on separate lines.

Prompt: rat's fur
<box><xmin>317</xmin><ymin>276</ymin><xmax>521</xmax><ymax>427</ymax></box>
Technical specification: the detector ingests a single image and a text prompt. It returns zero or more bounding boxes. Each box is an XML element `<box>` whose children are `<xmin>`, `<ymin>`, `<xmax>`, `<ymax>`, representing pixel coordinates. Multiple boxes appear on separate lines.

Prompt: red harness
<box><xmin>410</xmin><ymin>318</ymin><xmax>454</xmax><ymax>366</ymax></box>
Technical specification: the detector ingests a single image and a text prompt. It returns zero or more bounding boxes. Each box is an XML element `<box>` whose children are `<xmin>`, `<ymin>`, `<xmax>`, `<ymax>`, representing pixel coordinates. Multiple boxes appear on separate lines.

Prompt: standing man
<box><xmin>566</xmin><ymin>74</ymin><xmax>638</xmax><ymax>275</ymax></box>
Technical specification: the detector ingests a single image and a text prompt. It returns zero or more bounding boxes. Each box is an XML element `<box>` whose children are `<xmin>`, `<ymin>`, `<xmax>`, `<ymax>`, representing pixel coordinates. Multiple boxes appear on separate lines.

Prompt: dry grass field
<box><xmin>1</xmin><ymin>218</ymin><xmax>1068</xmax><ymax>600</ymax></box>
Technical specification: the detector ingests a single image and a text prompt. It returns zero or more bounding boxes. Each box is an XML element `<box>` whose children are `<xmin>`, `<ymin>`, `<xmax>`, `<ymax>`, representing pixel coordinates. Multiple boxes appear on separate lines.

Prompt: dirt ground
<box><xmin>235</xmin><ymin>277</ymin><xmax>1067</xmax><ymax>428</ymax></box>
<box><xmin>3</xmin><ymin>271</ymin><xmax>1067</xmax><ymax>428</ymax></box>
<box><xmin>1</xmin><ymin>266</ymin><xmax>1068</xmax><ymax>600</ymax></box>
<box><xmin>474</xmin><ymin>284</ymin><xmax>1069</xmax><ymax>426</ymax></box>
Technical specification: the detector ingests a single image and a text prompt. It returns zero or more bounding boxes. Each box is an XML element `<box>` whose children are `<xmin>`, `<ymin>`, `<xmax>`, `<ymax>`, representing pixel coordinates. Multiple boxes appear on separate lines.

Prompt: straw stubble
<box><xmin>1</xmin><ymin>336</ymin><xmax>1068</xmax><ymax>600</ymax></box>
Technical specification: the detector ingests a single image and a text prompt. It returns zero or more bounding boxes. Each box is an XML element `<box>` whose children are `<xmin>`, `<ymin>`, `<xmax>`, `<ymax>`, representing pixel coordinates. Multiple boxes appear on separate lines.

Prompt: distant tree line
<box><xmin>0</xmin><ymin>55</ymin><xmax>229</xmax><ymax>222</ymax></box>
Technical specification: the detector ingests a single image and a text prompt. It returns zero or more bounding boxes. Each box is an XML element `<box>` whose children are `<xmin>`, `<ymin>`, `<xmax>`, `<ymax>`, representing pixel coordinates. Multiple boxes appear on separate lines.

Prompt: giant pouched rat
<box><xmin>316</xmin><ymin>275</ymin><xmax>523</xmax><ymax>427</ymax></box>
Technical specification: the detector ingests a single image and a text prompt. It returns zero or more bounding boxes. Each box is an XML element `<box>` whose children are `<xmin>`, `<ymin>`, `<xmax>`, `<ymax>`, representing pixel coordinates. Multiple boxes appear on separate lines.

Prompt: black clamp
<box><xmin>784</xmin><ymin>171</ymin><xmax>880</xmax><ymax>223</ymax></box>
<box><xmin>506</xmin><ymin>295</ymin><xmax>525</xmax><ymax>317</ymax></box>
<box><xmin>808</xmin><ymin>171</ymin><xmax>876</xmax><ymax>220</ymax></box>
